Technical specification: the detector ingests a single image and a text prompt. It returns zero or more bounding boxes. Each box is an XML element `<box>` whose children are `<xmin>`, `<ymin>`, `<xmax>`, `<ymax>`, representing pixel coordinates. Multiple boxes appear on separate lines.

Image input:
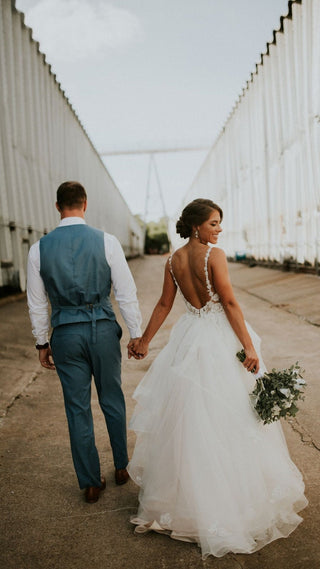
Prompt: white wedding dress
<box><xmin>128</xmin><ymin>247</ymin><xmax>308</xmax><ymax>559</ymax></box>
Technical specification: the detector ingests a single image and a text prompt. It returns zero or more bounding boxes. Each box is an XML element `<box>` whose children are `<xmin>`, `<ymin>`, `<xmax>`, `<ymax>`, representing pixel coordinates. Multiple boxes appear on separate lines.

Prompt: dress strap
<box><xmin>204</xmin><ymin>247</ymin><xmax>216</xmax><ymax>300</ymax></box>
<box><xmin>169</xmin><ymin>254</ymin><xmax>179</xmax><ymax>288</ymax></box>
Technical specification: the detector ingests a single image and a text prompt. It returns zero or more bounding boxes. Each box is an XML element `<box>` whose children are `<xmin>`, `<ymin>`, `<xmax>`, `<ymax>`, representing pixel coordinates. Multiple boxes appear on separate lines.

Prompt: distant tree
<box><xmin>144</xmin><ymin>219</ymin><xmax>170</xmax><ymax>254</ymax></box>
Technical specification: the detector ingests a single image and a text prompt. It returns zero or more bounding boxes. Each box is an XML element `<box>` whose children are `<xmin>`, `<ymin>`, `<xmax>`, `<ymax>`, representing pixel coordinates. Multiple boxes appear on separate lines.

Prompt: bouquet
<box><xmin>236</xmin><ymin>349</ymin><xmax>306</xmax><ymax>425</ymax></box>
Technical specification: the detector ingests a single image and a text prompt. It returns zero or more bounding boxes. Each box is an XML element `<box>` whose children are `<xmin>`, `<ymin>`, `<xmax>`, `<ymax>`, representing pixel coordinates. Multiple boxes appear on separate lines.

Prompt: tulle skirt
<box><xmin>128</xmin><ymin>307</ymin><xmax>308</xmax><ymax>559</ymax></box>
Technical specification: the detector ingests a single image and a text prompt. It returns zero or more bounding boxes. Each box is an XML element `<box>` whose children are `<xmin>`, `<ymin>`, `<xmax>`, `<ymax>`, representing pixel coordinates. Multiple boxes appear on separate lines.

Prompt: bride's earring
<box><xmin>195</xmin><ymin>229</ymin><xmax>199</xmax><ymax>239</ymax></box>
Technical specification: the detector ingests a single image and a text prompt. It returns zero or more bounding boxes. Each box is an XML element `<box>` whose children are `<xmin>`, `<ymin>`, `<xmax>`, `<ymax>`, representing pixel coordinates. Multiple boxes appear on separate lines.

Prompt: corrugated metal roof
<box><xmin>220</xmin><ymin>0</ymin><xmax>302</xmax><ymax>136</ymax></box>
<box><xmin>11</xmin><ymin>0</ymin><xmax>109</xmax><ymax>173</ymax></box>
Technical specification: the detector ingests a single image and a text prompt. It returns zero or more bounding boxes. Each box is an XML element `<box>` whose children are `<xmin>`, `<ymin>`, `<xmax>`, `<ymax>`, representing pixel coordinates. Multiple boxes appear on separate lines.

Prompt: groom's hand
<box><xmin>39</xmin><ymin>346</ymin><xmax>56</xmax><ymax>370</ymax></box>
<box><xmin>127</xmin><ymin>338</ymin><xmax>141</xmax><ymax>359</ymax></box>
<box><xmin>127</xmin><ymin>338</ymin><xmax>149</xmax><ymax>360</ymax></box>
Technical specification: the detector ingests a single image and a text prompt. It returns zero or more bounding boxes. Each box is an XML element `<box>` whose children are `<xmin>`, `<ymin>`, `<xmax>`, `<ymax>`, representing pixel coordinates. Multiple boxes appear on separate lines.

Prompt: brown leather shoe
<box><xmin>115</xmin><ymin>468</ymin><xmax>129</xmax><ymax>486</ymax></box>
<box><xmin>85</xmin><ymin>476</ymin><xmax>106</xmax><ymax>503</ymax></box>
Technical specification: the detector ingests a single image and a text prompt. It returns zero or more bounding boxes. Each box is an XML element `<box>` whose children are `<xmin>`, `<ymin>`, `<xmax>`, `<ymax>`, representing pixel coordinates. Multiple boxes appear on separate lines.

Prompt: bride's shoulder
<box><xmin>172</xmin><ymin>244</ymin><xmax>187</xmax><ymax>254</ymax></box>
<box><xmin>209</xmin><ymin>246</ymin><xmax>226</xmax><ymax>259</ymax></box>
<box><xmin>166</xmin><ymin>247</ymin><xmax>183</xmax><ymax>269</ymax></box>
<box><xmin>208</xmin><ymin>247</ymin><xmax>228</xmax><ymax>268</ymax></box>
<box><xmin>169</xmin><ymin>245</ymin><xmax>187</xmax><ymax>261</ymax></box>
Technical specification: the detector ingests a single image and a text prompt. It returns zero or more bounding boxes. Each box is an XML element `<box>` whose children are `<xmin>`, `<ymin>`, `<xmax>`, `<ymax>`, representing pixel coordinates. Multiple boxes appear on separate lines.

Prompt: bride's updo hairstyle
<box><xmin>176</xmin><ymin>198</ymin><xmax>223</xmax><ymax>238</ymax></box>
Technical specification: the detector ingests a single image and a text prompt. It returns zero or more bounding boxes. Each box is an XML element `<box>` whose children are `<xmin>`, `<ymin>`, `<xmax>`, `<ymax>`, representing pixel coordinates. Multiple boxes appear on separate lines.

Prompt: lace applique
<box><xmin>169</xmin><ymin>254</ymin><xmax>179</xmax><ymax>289</ymax></box>
<box><xmin>204</xmin><ymin>247</ymin><xmax>220</xmax><ymax>303</ymax></box>
<box><xmin>184</xmin><ymin>298</ymin><xmax>224</xmax><ymax>316</ymax></box>
<box><xmin>169</xmin><ymin>249</ymin><xmax>223</xmax><ymax>316</ymax></box>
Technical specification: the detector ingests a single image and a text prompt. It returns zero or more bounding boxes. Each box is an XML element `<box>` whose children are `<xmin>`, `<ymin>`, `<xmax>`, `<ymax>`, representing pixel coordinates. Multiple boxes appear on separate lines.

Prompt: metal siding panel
<box><xmin>184</xmin><ymin>1</ymin><xmax>319</xmax><ymax>267</ymax></box>
<box><xmin>0</xmin><ymin>0</ymin><xmax>143</xmax><ymax>288</ymax></box>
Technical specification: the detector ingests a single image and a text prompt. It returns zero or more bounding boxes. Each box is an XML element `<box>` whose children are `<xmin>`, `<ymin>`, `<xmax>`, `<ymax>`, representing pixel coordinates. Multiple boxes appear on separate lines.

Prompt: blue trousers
<box><xmin>50</xmin><ymin>319</ymin><xmax>128</xmax><ymax>489</ymax></box>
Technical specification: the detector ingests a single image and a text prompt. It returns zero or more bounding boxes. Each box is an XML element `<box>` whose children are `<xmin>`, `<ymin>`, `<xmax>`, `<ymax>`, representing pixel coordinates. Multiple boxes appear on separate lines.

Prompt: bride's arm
<box><xmin>129</xmin><ymin>260</ymin><xmax>177</xmax><ymax>359</ymax></box>
<box><xmin>210</xmin><ymin>249</ymin><xmax>260</xmax><ymax>373</ymax></box>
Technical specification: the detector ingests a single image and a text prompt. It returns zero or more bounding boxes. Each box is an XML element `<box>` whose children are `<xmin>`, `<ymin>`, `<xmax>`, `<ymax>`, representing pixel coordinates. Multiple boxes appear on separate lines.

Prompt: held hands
<box><xmin>38</xmin><ymin>346</ymin><xmax>55</xmax><ymax>370</ymax></box>
<box><xmin>127</xmin><ymin>337</ymin><xmax>149</xmax><ymax>360</ymax></box>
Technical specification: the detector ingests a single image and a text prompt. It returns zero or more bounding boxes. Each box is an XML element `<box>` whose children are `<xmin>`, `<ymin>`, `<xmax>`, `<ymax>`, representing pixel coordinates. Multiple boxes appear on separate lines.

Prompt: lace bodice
<box><xmin>169</xmin><ymin>246</ymin><xmax>224</xmax><ymax>316</ymax></box>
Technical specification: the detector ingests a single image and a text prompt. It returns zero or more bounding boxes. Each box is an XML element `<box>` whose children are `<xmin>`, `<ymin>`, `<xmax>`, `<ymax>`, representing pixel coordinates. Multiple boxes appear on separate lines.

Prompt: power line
<box><xmin>99</xmin><ymin>145</ymin><xmax>210</xmax><ymax>156</ymax></box>
<box><xmin>144</xmin><ymin>155</ymin><xmax>167</xmax><ymax>225</ymax></box>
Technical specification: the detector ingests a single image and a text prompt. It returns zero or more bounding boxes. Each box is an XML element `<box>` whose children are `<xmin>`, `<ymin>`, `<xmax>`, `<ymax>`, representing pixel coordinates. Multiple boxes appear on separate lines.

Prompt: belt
<box><xmin>52</xmin><ymin>303</ymin><xmax>104</xmax><ymax>344</ymax></box>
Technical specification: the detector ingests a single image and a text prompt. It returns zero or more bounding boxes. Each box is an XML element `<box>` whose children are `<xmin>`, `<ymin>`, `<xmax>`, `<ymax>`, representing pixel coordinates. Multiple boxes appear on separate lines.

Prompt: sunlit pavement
<box><xmin>0</xmin><ymin>256</ymin><xmax>319</xmax><ymax>569</ymax></box>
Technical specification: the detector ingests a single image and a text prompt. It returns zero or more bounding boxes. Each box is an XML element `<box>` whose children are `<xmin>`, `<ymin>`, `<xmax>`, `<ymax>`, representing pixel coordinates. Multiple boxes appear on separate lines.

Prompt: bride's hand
<box><xmin>127</xmin><ymin>337</ymin><xmax>149</xmax><ymax>359</ymax></box>
<box><xmin>127</xmin><ymin>338</ymin><xmax>141</xmax><ymax>359</ymax></box>
<box><xmin>242</xmin><ymin>346</ymin><xmax>259</xmax><ymax>374</ymax></box>
<box><xmin>133</xmin><ymin>338</ymin><xmax>149</xmax><ymax>359</ymax></box>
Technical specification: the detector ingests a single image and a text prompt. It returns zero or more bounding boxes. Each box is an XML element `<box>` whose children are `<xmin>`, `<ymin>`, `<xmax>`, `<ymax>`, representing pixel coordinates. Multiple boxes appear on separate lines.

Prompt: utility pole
<box><xmin>100</xmin><ymin>145</ymin><xmax>210</xmax><ymax>252</ymax></box>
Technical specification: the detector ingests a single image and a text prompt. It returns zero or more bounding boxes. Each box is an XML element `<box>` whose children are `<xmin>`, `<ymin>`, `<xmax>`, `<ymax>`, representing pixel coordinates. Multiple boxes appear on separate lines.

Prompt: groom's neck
<box><xmin>56</xmin><ymin>200</ymin><xmax>87</xmax><ymax>220</ymax></box>
<box><xmin>60</xmin><ymin>208</ymin><xmax>86</xmax><ymax>220</ymax></box>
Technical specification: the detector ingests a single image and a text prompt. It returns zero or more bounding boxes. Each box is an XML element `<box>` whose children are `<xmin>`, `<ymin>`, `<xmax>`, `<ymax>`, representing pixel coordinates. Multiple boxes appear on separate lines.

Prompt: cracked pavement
<box><xmin>0</xmin><ymin>256</ymin><xmax>319</xmax><ymax>569</ymax></box>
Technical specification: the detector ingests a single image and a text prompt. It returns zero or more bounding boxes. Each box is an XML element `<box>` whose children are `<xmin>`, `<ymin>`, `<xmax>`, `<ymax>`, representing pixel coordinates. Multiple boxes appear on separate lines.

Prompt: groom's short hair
<box><xmin>57</xmin><ymin>181</ymin><xmax>87</xmax><ymax>210</ymax></box>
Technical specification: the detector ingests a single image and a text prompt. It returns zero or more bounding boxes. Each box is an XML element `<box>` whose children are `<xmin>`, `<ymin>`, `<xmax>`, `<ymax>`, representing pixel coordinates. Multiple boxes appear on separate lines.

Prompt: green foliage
<box><xmin>144</xmin><ymin>218</ymin><xmax>170</xmax><ymax>254</ymax></box>
<box><xmin>147</xmin><ymin>218</ymin><xmax>169</xmax><ymax>237</ymax></box>
<box><xmin>236</xmin><ymin>350</ymin><xmax>306</xmax><ymax>425</ymax></box>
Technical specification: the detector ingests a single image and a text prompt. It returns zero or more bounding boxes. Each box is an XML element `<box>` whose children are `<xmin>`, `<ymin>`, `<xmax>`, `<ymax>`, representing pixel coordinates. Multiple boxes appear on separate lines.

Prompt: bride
<box><xmin>127</xmin><ymin>198</ymin><xmax>307</xmax><ymax>559</ymax></box>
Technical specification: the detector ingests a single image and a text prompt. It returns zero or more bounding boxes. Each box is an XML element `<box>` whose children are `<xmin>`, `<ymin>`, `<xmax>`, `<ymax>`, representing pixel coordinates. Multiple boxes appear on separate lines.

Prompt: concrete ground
<box><xmin>0</xmin><ymin>256</ymin><xmax>319</xmax><ymax>569</ymax></box>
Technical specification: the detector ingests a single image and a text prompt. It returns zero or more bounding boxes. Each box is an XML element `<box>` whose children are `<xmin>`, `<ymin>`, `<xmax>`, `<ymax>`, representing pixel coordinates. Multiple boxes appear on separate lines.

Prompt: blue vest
<box><xmin>40</xmin><ymin>224</ymin><xmax>116</xmax><ymax>329</ymax></box>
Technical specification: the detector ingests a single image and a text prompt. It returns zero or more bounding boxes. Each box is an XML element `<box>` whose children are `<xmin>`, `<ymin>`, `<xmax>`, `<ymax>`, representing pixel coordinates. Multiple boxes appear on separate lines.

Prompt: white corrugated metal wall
<box><xmin>183</xmin><ymin>0</ymin><xmax>320</xmax><ymax>270</ymax></box>
<box><xmin>0</xmin><ymin>0</ymin><xmax>144</xmax><ymax>291</ymax></box>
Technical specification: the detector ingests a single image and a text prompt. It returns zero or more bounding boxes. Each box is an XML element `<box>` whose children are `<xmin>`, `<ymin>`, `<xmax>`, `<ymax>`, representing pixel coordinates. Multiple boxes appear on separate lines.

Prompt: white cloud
<box><xmin>23</xmin><ymin>0</ymin><xmax>142</xmax><ymax>62</ymax></box>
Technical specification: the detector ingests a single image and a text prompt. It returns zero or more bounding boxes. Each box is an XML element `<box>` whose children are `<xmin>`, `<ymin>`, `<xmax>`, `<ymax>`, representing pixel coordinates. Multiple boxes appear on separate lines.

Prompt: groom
<box><xmin>27</xmin><ymin>181</ymin><xmax>142</xmax><ymax>503</ymax></box>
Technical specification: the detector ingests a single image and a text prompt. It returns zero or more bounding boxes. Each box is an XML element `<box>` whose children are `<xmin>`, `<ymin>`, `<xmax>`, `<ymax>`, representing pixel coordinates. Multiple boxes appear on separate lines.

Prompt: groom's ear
<box><xmin>55</xmin><ymin>202</ymin><xmax>62</xmax><ymax>214</ymax></box>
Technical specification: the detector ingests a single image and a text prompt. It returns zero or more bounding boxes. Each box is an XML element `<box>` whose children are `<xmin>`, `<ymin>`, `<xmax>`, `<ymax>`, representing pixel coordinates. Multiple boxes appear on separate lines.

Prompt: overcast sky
<box><xmin>16</xmin><ymin>0</ymin><xmax>290</xmax><ymax>220</ymax></box>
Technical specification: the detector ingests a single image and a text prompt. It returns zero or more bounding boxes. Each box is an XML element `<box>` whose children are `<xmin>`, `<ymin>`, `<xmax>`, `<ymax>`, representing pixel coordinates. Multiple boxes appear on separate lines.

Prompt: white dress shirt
<box><xmin>27</xmin><ymin>217</ymin><xmax>142</xmax><ymax>344</ymax></box>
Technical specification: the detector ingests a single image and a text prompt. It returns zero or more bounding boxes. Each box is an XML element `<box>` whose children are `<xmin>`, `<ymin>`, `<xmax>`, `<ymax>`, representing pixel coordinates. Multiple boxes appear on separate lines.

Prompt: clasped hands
<box><xmin>39</xmin><ymin>338</ymin><xmax>148</xmax><ymax>364</ymax></box>
<box><xmin>127</xmin><ymin>337</ymin><xmax>149</xmax><ymax>360</ymax></box>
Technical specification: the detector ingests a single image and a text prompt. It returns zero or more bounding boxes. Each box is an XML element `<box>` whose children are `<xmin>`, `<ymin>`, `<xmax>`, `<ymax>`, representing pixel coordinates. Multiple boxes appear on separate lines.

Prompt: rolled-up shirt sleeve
<box><xmin>105</xmin><ymin>234</ymin><xmax>142</xmax><ymax>338</ymax></box>
<box><xmin>27</xmin><ymin>242</ymin><xmax>50</xmax><ymax>345</ymax></box>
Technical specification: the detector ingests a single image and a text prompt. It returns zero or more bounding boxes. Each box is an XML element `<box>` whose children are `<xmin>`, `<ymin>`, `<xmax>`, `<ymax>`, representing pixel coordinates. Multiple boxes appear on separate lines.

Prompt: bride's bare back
<box><xmin>170</xmin><ymin>243</ymin><xmax>219</xmax><ymax>309</ymax></box>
